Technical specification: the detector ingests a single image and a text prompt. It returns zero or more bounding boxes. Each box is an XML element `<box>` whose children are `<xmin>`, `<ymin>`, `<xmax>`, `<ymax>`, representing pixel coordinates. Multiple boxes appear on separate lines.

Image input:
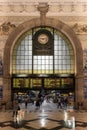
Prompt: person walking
<box><xmin>57</xmin><ymin>97</ymin><xmax>62</xmax><ymax>109</ymax></box>
<box><xmin>35</xmin><ymin>96</ymin><xmax>40</xmax><ymax>109</ymax></box>
<box><xmin>13</xmin><ymin>99</ymin><xmax>19</xmax><ymax>117</ymax></box>
<box><xmin>25</xmin><ymin>98</ymin><xmax>28</xmax><ymax>109</ymax></box>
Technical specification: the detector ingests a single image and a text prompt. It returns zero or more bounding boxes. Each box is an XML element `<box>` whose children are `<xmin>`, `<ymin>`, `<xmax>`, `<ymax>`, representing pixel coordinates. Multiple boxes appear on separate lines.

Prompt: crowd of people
<box><xmin>12</xmin><ymin>92</ymin><xmax>74</xmax><ymax>124</ymax></box>
<box><xmin>57</xmin><ymin>96</ymin><xmax>69</xmax><ymax>109</ymax></box>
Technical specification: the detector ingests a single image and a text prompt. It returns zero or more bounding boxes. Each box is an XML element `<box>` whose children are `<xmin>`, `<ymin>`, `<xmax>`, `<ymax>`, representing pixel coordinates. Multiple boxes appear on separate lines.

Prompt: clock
<box><xmin>38</xmin><ymin>34</ymin><xmax>49</xmax><ymax>44</ymax></box>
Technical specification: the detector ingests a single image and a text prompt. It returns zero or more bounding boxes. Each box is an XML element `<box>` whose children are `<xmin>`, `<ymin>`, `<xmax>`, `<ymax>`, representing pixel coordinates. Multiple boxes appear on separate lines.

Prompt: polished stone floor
<box><xmin>0</xmin><ymin>100</ymin><xmax>87</xmax><ymax>130</ymax></box>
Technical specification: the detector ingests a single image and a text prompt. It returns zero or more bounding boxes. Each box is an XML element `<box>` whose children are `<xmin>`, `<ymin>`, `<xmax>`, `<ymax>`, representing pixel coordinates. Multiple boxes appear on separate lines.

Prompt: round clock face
<box><xmin>38</xmin><ymin>34</ymin><xmax>49</xmax><ymax>44</ymax></box>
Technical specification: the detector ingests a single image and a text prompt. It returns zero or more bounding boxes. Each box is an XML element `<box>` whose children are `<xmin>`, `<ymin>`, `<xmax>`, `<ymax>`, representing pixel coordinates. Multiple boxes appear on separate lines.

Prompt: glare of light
<box><xmin>71</xmin><ymin>116</ymin><xmax>75</xmax><ymax>128</ymax></box>
<box><xmin>40</xmin><ymin>109</ymin><xmax>45</xmax><ymax>116</ymax></box>
<box><xmin>40</xmin><ymin>118</ymin><xmax>46</xmax><ymax>127</ymax></box>
<box><xmin>64</xmin><ymin>110</ymin><xmax>68</xmax><ymax>122</ymax></box>
<box><xmin>42</xmin><ymin>109</ymin><xmax>45</xmax><ymax>113</ymax></box>
<box><xmin>67</xmin><ymin>120</ymin><xmax>72</xmax><ymax>126</ymax></box>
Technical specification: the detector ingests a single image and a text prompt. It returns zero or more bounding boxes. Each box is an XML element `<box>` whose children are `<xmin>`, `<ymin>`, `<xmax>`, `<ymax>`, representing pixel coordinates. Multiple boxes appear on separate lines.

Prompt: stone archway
<box><xmin>3</xmin><ymin>18</ymin><xmax>83</xmax><ymax>108</ymax></box>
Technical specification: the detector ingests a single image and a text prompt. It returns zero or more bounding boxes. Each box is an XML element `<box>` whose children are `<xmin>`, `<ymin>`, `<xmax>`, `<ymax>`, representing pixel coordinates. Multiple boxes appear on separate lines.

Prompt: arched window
<box><xmin>12</xmin><ymin>27</ymin><xmax>75</xmax><ymax>75</ymax></box>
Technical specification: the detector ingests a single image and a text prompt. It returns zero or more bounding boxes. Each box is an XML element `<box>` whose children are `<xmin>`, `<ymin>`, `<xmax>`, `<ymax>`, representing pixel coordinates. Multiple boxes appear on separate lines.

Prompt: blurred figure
<box><xmin>35</xmin><ymin>96</ymin><xmax>40</xmax><ymax>109</ymax></box>
<box><xmin>25</xmin><ymin>98</ymin><xmax>28</xmax><ymax>109</ymax></box>
<box><xmin>13</xmin><ymin>99</ymin><xmax>19</xmax><ymax>117</ymax></box>
<box><xmin>64</xmin><ymin>97</ymin><xmax>69</xmax><ymax>109</ymax></box>
<box><xmin>57</xmin><ymin>97</ymin><xmax>62</xmax><ymax>109</ymax></box>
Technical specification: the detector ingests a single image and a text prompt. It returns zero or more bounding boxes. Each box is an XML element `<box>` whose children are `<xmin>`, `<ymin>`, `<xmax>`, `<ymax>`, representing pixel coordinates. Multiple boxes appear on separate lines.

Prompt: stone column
<box><xmin>75</xmin><ymin>75</ymin><xmax>84</xmax><ymax>109</ymax></box>
<box><xmin>3</xmin><ymin>75</ymin><xmax>11</xmax><ymax>109</ymax></box>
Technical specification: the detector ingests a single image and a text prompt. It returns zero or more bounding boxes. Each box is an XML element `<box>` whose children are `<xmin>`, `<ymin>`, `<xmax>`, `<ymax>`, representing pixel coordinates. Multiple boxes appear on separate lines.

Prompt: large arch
<box><xmin>3</xmin><ymin>18</ymin><xmax>84</xmax><ymax>108</ymax></box>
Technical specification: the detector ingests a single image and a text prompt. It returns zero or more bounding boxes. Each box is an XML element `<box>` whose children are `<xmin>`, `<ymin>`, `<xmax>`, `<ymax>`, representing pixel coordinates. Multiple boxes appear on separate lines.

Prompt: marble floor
<box><xmin>0</xmin><ymin>100</ymin><xmax>87</xmax><ymax>130</ymax></box>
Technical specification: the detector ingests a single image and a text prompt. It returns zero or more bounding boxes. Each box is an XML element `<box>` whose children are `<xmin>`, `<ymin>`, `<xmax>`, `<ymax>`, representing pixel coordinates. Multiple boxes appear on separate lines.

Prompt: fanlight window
<box><xmin>12</xmin><ymin>27</ymin><xmax>75</xmax><ymax>75</ymax></box>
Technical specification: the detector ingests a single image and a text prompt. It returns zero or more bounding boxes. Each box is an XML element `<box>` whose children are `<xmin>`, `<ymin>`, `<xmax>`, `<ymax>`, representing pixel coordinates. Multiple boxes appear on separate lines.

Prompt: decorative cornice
<box><xmin>0</xmin><ymin>22</ymin><xmax>16</xmax><ymax>35</ymax></box>
<box><xmin>0</xmin><ymin>2</ymin><xmax>86</xmax><ymax>16</ymax></box>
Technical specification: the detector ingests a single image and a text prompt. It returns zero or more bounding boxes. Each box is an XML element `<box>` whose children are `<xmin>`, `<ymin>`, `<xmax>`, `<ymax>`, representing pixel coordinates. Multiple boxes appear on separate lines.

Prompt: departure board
<box><xmin>30</xmin><ymin>78</ymin><xmax>42</xmax><ymax>88</ymax></box>
<box><xmin>61</xmin><ymin>78</ymin><xmax>73</xmax><ymax>88</ymax></box>
<box><xmin>44</xmin><ymin>78</ymin><xmax>60</xmax><ymax>88</ymax></box>
<box><xmin>12</xmin><ymin>77</ymin><xmax>74</xmax><ymax>89</ymax></box>
<box><xmin>13</xmin><ymin>78</ymin><xmax>42</xmax><ymax>89</ymax></box>
<box><xmin>13</xmin><ymin>78</ymin><xmax>29</xmax><ymax>88</ymax></box>
<box><xmin>44</xmin><ymin>78</ymin><xmax>74</xmax><ymax>89</ymax></box>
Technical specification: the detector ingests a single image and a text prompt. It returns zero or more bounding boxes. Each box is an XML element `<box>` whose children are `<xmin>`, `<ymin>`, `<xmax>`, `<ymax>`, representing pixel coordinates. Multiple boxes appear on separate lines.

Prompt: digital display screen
<box><xmin>13</xmin><ymin>78</ymin><xmax>29</xmax><ymax>88</ymax></box>
<box><xmin>13</xmin><ymin>78</ymin><xmax>42</xmax><ymax>88</ymax></box>
<box><xmin>61</xmin><ymin>78</ymin><xmax>73</xmax><ymax>88</ymax></box>
<box><xmin>44</xmin><ymin>78</ymin><xmax>60</xmax><ymax>88</ymax></box>
<box><xmin>12</xmin><ymin>77</ymin><xmax>74</xmax><ymax>89</ymax></box>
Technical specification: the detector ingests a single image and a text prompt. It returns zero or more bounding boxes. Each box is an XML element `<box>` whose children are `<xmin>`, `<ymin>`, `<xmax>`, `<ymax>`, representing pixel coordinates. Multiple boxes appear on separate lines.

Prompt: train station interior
<box><xmin>0</xmin><ymin>0</ymin><xmax>87</xmax><ymax>129</ymax></box>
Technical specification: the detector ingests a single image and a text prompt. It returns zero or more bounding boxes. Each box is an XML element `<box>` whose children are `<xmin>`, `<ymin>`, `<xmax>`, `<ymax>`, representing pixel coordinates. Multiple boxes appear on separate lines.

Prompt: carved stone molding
<box><xmin>0</xmin><ymin>22</ymin><xmax>16</xmax><ymax>35</ymax></box>
<box><xmin>37</xmin><ymin>3</ymin><xmax>49</xmax><ymax>25</ymax></box>
<box><xmin>0</xmin><ymin>2</ymin><xmax>86</xmax><ymax>16</ymax></box>
<box><xmin>1</xmin><ymin>21</ymin><xmax>87</xmax><ymax>35</ymax></box>
<box><xmin>72</xmin><ymin>23</ymin><xmax>87</xmax><ymax>34</ymax></box>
